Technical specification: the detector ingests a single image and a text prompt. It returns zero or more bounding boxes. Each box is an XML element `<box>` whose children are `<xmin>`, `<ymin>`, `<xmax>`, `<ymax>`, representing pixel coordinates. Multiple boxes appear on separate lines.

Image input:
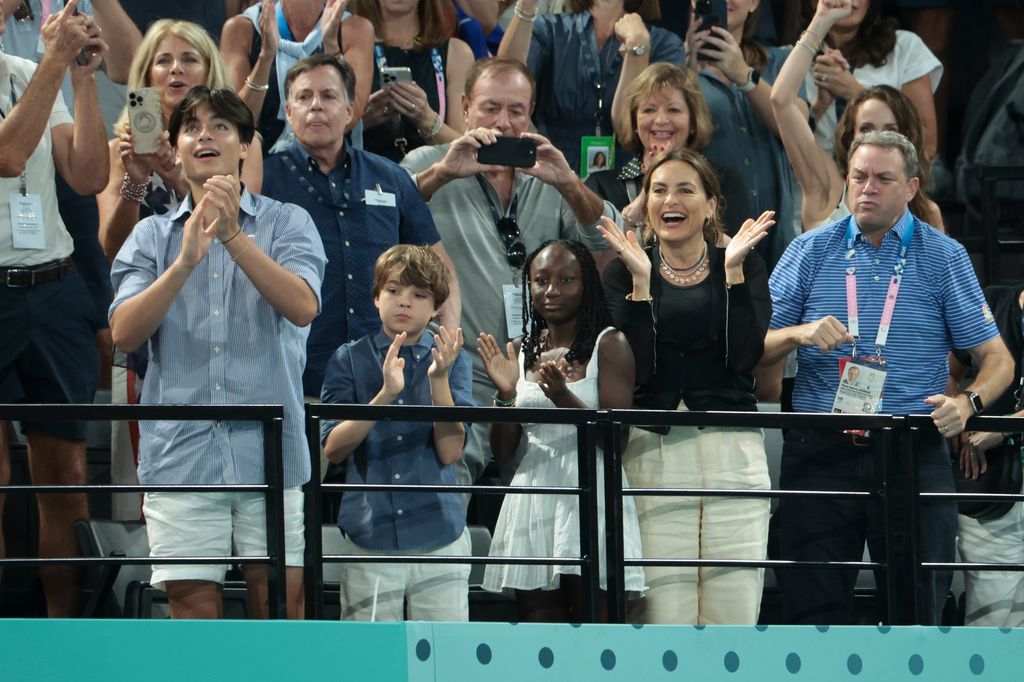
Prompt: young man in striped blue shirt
<box><xmin>760</xmin><ymin>130</ymin><xmax>1013</xmax><ymax>625</ymax></box>
<box><xmin>109</xmin><ymin>87</ymin><xmax>326</xmax><ymax>619</ymax></box>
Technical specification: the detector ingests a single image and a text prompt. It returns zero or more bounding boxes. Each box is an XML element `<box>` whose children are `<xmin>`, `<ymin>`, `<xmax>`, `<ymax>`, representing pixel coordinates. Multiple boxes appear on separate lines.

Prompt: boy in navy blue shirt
<box><xmin>321</xmin><ymin>244</ymin><xmax>473</xmax><ymax>620</ymax></box>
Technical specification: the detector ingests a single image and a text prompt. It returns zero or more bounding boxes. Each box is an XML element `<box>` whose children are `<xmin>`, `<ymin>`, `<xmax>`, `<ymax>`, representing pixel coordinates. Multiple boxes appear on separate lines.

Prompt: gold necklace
<box><xmin>659</xmin><ymin>244</ymin><xmax>708</xmax><ymax>285</ymax></box>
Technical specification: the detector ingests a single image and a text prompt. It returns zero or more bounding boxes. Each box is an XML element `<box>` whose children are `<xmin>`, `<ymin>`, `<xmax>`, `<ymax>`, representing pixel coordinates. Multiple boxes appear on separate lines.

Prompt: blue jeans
<box><xmin>777</xmin><ymin>429</ymin><xmax>956</xmax><ymax>625</ymax></box>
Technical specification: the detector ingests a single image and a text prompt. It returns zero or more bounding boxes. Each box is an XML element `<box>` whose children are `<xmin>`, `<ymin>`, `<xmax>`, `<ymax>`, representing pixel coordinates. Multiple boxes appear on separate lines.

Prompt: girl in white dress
<box><xmin>478</xmin><ymin>240</ymin><xmax>646</xmax><ymax>622</ymax></box>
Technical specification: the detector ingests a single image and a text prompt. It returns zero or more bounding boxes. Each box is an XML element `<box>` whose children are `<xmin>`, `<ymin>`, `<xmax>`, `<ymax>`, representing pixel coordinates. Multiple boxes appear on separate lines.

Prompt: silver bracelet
<box><xmin>514</xmin><ymin>2</ymin><xmax>537</xmax><ymax>21</ymax></box>
<box><xmin>244</xmin><ymin>77</ymin><xmax>270</xmax><ymax>92</ymax></box>
<box><xmin>119</xmin><ymin>172</ymin><xmax>148</xmax><ymax>203</ymax></box>
<box><xmin>795</xmin><ymin>40</ymin><xmax>818</xmax><ymax>57</ymax></box>
<box><xmin>420</xmin><ymin>113</ymin><xmax>443</xmax><ymax>141</ymax></box>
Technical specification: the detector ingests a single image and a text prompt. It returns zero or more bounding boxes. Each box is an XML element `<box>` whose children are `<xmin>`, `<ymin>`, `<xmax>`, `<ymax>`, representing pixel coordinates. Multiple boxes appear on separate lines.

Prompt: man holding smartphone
<box><xmin>402</xmin><ymin>56</ymin><xmax>620</xmax><ymax>494</ymax></box>
<box><xmin>0</xmin><ymin>0</ymin><xmax>109</xmax><ymax>617</ymax></box>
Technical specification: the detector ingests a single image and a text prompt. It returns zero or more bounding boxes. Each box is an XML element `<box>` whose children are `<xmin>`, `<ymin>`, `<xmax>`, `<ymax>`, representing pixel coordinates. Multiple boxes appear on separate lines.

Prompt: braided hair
<box><xmin>521</xmin><ymin>240</ymin><xmax>612</xmax><ymax>372</ymax></box>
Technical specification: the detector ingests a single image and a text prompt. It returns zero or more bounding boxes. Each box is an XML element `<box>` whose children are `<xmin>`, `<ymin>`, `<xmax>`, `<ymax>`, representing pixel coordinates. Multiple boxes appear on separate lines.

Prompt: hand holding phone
<box><xmin>128</xmin><ymin>88</ymin><xmax>164</xmax><ymax>155</ymax></box>
<box><xmin>476</xmin><ymin>137</ymin><xmax>538</xmax><ymax>168</ymax></box>
<box><xmin>381</xmin><ymin>67</ymin><xmax>413</xmax><ymax>86</ymax></box>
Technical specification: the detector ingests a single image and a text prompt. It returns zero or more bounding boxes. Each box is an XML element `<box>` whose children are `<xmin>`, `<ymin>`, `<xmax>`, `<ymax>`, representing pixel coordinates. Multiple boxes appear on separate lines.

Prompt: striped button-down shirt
<box><xmin>110</xmin><ymin>190</ymin><xmax>326</xmax><ymax>487</ymax></box>
<box><xmin>769</xmin><ymin>210</ymin><xmax>999</xmax><ymax>415</ymax></box>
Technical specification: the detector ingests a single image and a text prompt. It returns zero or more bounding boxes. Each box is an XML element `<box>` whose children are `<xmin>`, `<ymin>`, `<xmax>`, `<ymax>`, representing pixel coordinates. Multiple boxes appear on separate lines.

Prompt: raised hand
<box><xmin>613</xmin><ymin>13</ymin><xmax>650</xmax><ymax>53</ymax></box>
<box><xmin>258</xmin><ymin>0</ymin><xmax>279</xmax><ymax>58</ymax></box>
<box><xmin>177</xmin><ymin>194</ymin><xmax>215</xmax><ymax>269</ymax></box>
<box><xmin>120</xmin><ymin>130</ymin><xmax>179</xmax><ymax>185</ymax></box>
<box><xmin>724</xmin><ymin>210</ymin><xmax>775</xmax><ymax>270</ymax></box>
<box><xmin>439</xmin><ymin>128</ymin><xmax>503</xmax><ymax>178</ymax></box>
<box><xmin>814</xmin><ymin>0</ymin><xmax>853</xmax><ymax>26</ymax></box>
<box><xmin>321</xmin><ymin>0</ymin><xmax>348</xmax><ymax>52</ymax></box>
<box><xmin>381</xmin><ymin>332</ymin><xmax>407</xmax><ymax>399</ymax></box>
<box><xmin>478</xmin><ymin>332</ymin><xmax>519</xmax><ymax>398</ymax></box>
<box><xmin>517</xmin><ymin>131</ymin><xmax>574</xmax><ymax>191</ymax></box>
<box><xmin>202</xmin><ymin>175</ymin><xmax>243</xmax><ymax>242</ymax></box>
<box><xmin>428</xmin><ymin>326</ymin><xmax>464</xmax><ymax>379</ymax></box>
<box><xmin>597</xmin><ymin>216</ymin><xmax>651</xmax><ymax>283</ymax></box>
<box><xmin>537</xmin><ymin>357</ymin><xmax>570</xmax><ymax>401</ymax></box>
<box><xmin>696</xmin><ymin>27</ymin><xmax>749</xmax><ymax>85</ymax></box>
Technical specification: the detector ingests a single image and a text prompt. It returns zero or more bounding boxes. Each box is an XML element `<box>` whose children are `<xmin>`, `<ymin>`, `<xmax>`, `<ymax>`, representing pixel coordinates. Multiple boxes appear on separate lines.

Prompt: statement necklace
<box><xmin>659</xmin><ymin>243</ymin><xmax>708</xmax><ymax>285</ymax></box>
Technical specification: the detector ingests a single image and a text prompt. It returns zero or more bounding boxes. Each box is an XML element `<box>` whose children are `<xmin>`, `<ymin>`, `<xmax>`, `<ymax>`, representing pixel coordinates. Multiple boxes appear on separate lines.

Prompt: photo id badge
<box><xmin>502</xmin><ymin>283</ymin><xmax>524</xmax><ymax>339</ymax></box>
<box><xmin>580</xmin><ymin>135</ymin><xmax>615</xmax><ymax>180</ymax></box>
<box><xmin>9</xmin><ymin>192</ymin><xmax>45</xmax><ymax>249</ymax></box>
<box><xmin>832</xmin><ymin>356</ymin><xmax>887</xmax><ymax>416</ymax></box>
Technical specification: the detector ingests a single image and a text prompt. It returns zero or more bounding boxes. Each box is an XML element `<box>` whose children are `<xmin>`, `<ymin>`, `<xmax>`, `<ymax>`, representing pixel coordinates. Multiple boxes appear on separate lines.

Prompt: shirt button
<box><xmin>214</xmin><ymin>346</ymin><xmax>221</xmax><ymax>353</ymax></box>
<box><xmin>348</xmin><ymin>308</ymin><xmax>355</xmax><ymax>314</ymax></box>
<box><xmin>397</xmin><ymin>435</ymin><xmax>403</xmax><ymax>442</ymax></box>
<box><xmin>339</xmin><ymin>211</ymin><xmax>344</xmax><ymax>216</ymax></box>
<box><xmin>213</xmin><ymin>309</ymin><xmax>220</xmax><ymax>316</ymax></box>
<box><xmin>739</xmin><ymin>126</ymin><xmax>748</xmax><ymax>134</ymax></box>
<box><xmin>873</xmin><ymin>275</ymin><xmax>880</xmax><ymax>281</ymax></box>
<box><xmin>751</xmin><ymin>189</ymin><xmax>759</xmax><ymax>197</ymax></box>
<box><xmin>330</xmin><ymin>181</ymin><xmax>336</xmax><ymax>188</ymax></box>
<box><xmin>214</xmin><ymin>383</ymin><xmax>221</xmax><ymax>391</ymax></box>
<box><xmin>347</xmin><ymin>274</ymin><xmax>353</xmax><ymax>280</ymax></box>
<box><xmin>344</xmin><ymin>240</ymin><xmax>350</xmax><ymax>247</ymax></box>
<box><xmin>744</xmin><ymin>158</ymin><xmax>752</xmax><ymax>165</ymax></box>
<box><xmin>212</xmin><ymin>272</ymin><xmax>219</xmax><ymax>279</ymax></box>
<box><xmin>396</xmin><ymin>509</ymin><xmax>404</xmax><ymax>516</ymax></box>
<box><xmin>394</xmin><ymin>473</ymin><xmax>401</xmax><ymax>480</ymax></box>
<box><xmin>397</xmin><ymin>399</ymin><xmax>404</xmax><ymax>405</ymax></box>
<box><xmin>873</xmin><ymin>258</ymin><xmax>880</xmax><ymax>265</ymax></box>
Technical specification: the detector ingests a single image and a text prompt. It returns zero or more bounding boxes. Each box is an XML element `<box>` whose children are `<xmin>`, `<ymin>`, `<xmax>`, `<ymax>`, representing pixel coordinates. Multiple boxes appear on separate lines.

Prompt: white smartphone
<box><xmin>381</xmin><ymin>66</ymin><xmax>413</xmax><ymax>86</ymax></box>
<box><xmin>127</xmin><ymin>88</ymin><xmax>164</xmax><ymax>155</ymax></box>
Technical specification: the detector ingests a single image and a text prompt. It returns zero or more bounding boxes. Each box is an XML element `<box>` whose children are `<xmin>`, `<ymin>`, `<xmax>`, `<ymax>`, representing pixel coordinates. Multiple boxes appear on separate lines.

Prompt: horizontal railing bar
<box><xmin>923</xmin><ymin>562</ymin><xmax>1024</xmax><ymax>572</ymax></box>
<box><xmin>921</xmin><ymin>492</ymin><xmax>1024</xmax><ymax>502</ymax></box>
<box><xmin>624</xmin><ymin>559</ymin><xmax>882</xmax><ymax>569</ymax></box>
<box><xmin>0</xmin><ymin>556</ymin><xmax>272</xmax><ymax>567</ymax></box>
<box><xmin>321</xmin><ymin>483</ymin><xmax>581</xmax><ymax>495</ymax></box>
<box><xmin>0</xmin><ymin>484</ymin><xmax>269</xmax><ymax>493</ymax></box>
<box><xmin>322</xmin><ymin>555</ymin><xmax>586</xmax><ymax>566</ymax></box>
<box><xmin>0</xmin><ymin>403</ymin><xmax>283</xmax><ymax>420</ymax></box>
<box><xmin>624</xmin><ymin>488</ymin><xmax>876</xmax><ymax>500</ymax></box>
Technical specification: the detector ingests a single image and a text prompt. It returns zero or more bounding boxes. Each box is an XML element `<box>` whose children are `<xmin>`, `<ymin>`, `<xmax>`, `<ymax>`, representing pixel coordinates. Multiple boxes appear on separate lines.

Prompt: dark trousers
<box><xmin>777</xmin><ymin>429</ymin><xmax>957</xmax><ymax>625</ymax></box>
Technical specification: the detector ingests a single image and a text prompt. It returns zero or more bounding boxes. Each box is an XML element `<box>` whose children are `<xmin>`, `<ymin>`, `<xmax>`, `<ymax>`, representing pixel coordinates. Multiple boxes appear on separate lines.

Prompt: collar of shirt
<box><xmin>288</xmin><ymin>138</ymin><xmax>350</xmax><ymax>175</ymax></box>
<box><xmin>848</xmin><ymin>208</ymin><xmax>914</xmax><ymax>247</ymax></box>
<box><xmin>170</xmin><ymin>186</ymin><xmax>259</xmax><ymax>223</ymax></box>
<box><xmin>618</xmin><ymin>156</ymin><xmax>643</xmax><ymax>182</ymax></box>
<box><xmin>372</xmin><ymin>329</ymin><xmax>435</xmax><ymax>363</ymax></box>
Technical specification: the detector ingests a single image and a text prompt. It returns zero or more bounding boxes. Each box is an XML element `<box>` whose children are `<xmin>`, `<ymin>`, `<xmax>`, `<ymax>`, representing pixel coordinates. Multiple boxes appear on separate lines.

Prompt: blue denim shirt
<box><xmin>109</xmin><ymin>190</ymin><xmax>326</xmax><ymax>488</ymax></box>
<box><xmin>321</xmin><ymin>330</ymin><xmax>474</xmax><ymax>550</ymax></box>
<box><xmin>263</xmin><ymin>143</ymin><xmax>441</xmax><ymax>396</ymax></box>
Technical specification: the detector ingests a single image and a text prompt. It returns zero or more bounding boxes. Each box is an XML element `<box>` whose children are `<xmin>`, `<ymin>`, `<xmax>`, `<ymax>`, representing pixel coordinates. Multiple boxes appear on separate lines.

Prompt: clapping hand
<box><xmin>478</xmin><ymin>332</ymin><xmax>519</xmax><ymax>399</ymax></box>
<box><xmin>381</xmin><ymin>332</ymin><xmax>407</xmax><ymax>400</ymax></box>
<box><xmin>537</xmin><ymin>358</ymin><xmax>570</xmax><ymax>400</ymax></box>
<box><xmin>428</xmin><ymin>326</ymin><xmax>464</xmax><ymax>379</ymax></box>
<box><xmin>724</xmin><ymin>210</ymin><xmax>775</xmax><ymax>270</ymax></box>
<box><xmin>177</xmin><ymin>194</ymin><xmax>215</xmax><ymax>269</ymax></box>
<box><xmin>597</xmin><ymin>216</ymin><xmax>651</xmax><ymax>283</ymax></box>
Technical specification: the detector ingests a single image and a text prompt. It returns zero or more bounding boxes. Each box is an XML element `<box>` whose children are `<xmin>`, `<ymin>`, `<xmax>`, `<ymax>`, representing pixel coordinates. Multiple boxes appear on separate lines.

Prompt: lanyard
<box><xmin>0</xmin><ymin>75</ymin><xmax>27</xmax><ymax>196</ymax></box>
<box><xmin>373</xmin><ymin>44</ymin><xmax>446</xmax><ymax>125</ymax></box>
<box><xmin>474</xmin><ymin>175</ymin><xmax>518</xmax><ymax>226</ymax></box>
<box><xmin>844</xmin><ymin>217</ymin><xmax>915</xmax><ymax>356</ymax></box>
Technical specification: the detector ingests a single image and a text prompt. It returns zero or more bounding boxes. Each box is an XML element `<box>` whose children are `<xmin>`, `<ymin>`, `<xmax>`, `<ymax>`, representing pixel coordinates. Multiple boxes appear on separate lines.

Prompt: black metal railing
<box><xmin>3</xmin><ymin>403</ymin><xmax>1022</xmax><ymax>624</ymax></box>
<box><xmin>0</xmin><ymin>403</ymin><xmax>289</xmax><ymax>619</ymax></box>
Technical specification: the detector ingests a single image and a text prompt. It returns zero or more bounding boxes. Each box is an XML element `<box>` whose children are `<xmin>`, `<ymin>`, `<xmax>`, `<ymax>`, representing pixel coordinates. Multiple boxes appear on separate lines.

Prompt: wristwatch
<box><xmin>627</xmin><ymin>43</ymin><xmax>648</xmax><ymax>57</ymax></box>
<box><xmin>737</xmin><ymin>67</ymin><xmax>760</xmax><ymax>94</ymax></box>
<box><xmin>965</xmin><ymin>391</ymin><xmax>984</xmax><ymax>415</ymax></box>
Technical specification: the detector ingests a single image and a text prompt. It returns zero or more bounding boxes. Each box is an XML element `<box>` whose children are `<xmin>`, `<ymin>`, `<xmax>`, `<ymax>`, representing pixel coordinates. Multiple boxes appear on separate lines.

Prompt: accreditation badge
<box><xmin>832</xmin><ymin>356</ymin><xmax>887</xmax><ymax>417</ymax></box>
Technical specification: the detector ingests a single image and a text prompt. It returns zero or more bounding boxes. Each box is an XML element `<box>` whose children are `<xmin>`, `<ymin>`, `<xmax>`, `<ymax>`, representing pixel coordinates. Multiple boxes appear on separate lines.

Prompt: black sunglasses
<box><xmin>496</xmin><ymin>216</ymin><xmax>525</xmax><ymax>270</ymax></box>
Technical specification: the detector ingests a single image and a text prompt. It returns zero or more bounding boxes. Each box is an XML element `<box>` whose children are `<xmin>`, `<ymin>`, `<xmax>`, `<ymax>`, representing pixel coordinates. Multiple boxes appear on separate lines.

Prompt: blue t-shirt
<box><xmin>263</xmin><ymin>143</ymin><xmax>441</xmax><ymax>395</ymax></box>
<box><xmin>320</xmin><ymin>330</ymin><xmax>474</xmax><ymax>551</ymax></box>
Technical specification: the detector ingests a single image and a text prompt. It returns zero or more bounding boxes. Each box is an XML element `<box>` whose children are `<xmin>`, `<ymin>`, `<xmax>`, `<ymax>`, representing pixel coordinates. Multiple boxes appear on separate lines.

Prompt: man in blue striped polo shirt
<box><xmin>760</xmin><ymin>131</ymin><xmax>1013</xmax><ymax>625</ymax></box>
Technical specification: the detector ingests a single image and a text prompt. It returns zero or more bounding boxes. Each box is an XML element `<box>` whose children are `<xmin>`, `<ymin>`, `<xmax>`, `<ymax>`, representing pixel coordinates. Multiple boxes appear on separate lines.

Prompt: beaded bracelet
<box><xmin>120</xmin><ymin>173</ymin><xmax>148</xmax><ymax>203</ymax></box>
<box><xmin>420</xmin><ymin>113</ymin><xmax>443</xmax><ymax>141</ymax></box>
<box><xmin>492</xmin><ymin>392</ymin><xmax>517</xmax><ymax>407</ymax></box>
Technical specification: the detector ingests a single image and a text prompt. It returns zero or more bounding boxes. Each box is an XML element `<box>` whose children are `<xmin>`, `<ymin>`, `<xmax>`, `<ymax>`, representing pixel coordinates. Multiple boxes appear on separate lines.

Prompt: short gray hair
<box><xmin>848</xmin><ymin>130</ymin><xmax>919</xmax><ymax>181</ymax></box>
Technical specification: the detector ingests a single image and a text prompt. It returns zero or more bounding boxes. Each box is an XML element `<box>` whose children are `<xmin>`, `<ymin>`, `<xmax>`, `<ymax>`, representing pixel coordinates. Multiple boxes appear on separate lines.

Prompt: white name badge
<box><xmin>502</xmin><ymin>283</ymin><xmax>524</xmax><ymax>339</ymax></box>
<box><xmin>364</xmin><ymin>189</ymin><xmax>396</xmax><ymax>207</ymax></box>
<box><xmin>9</xmin><ymin>193</ymin><xmax>46</xmax><ymax>250</ymax></box>
<box><xmin>831</xmin><ymin>359</ymin><xmax>887</xmax><ymax>415</ymax></box>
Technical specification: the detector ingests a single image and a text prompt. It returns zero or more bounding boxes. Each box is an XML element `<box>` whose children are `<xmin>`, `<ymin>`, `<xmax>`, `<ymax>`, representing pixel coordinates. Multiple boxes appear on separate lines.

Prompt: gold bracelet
<box><xmin>231</xmin><ymin>234</ymin><xmax>254</xmax><ymax>261</ymax></box>
<box><xmin>795</xmin><ymin>40</ymin><xmax>818</xmax><ymax>57</ymax></box>
<box><xmin>625</xmin><ymin>293</ymin><xmax>652</xmax><ymax>302</ymax></box>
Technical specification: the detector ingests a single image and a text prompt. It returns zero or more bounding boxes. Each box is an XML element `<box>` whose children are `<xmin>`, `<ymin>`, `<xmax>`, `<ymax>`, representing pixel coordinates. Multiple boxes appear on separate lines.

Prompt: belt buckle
<box><xmin>5</xmin><ymin>268</ymin><xmax>32</xmax><ymax>287</ymax></box>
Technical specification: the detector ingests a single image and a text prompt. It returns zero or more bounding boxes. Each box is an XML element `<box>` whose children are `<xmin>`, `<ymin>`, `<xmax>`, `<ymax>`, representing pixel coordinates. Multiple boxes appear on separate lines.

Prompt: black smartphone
<box><xmin>694</xmin><ymin>0</ymin><xmax>728</xmax><ymax>62</ymax></box>
<box><xmin>476</xmin><ymin>137</ymin><xmax>537</xmax><ymax>168</ymax></box>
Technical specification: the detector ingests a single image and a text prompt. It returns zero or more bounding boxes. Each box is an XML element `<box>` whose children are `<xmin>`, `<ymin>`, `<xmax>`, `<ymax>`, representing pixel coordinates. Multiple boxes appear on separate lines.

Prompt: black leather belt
<box><xmin>0</xmin><ymin>258</ymin><xmax>74</xmax><ymax>287</ymax></box>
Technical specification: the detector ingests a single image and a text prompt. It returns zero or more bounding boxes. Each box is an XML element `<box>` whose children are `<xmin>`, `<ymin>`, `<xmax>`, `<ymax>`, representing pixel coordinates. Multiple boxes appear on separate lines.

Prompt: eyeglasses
<box><xmin>496</xmin><ymin>216</ymin><xmax>525</xmax><ymax>270</ymax></box>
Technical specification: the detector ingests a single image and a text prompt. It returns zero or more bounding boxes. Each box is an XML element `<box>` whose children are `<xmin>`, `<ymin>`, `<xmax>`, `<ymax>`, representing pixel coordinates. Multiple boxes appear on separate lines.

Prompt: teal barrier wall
<box><xmin>1</xmin><ymin>621</ymin><xmax>1020</xmax><ymax>682</ymax></box>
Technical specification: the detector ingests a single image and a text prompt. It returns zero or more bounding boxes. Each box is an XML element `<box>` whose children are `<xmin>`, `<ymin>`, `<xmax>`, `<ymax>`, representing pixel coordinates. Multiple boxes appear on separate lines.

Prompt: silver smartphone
<box><xmin>381</xmin><ymin>66</ymin><xmax>413</xmax><ymax>86</ymax></box>
<box><xmin>127</xmin><ymin>87</ymin><xmax>163</xmax><ymax>155</ymax></box>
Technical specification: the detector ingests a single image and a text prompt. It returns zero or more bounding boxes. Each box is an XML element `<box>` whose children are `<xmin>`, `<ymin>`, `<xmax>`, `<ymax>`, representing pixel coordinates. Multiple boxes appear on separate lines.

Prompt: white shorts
<box><xmin>144</xmin><ymin>488</ymin><xmax>305</xmax><ymax>590</ymax></box>
<box><xmin>338</xmin><ymin>528</ymin><xmax>471</xmax><ymax>622</ymax></box>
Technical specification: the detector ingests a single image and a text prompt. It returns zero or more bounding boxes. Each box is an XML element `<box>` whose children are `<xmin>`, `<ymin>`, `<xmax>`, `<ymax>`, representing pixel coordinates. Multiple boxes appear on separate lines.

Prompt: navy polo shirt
<box><xmin>320</xmin><ymin>330</ymin><xmax>474</xmax><ymax>550</ymax></box>
<box><xmin>263</xmin><ymin>143</ymin><xmax>441</xmax><ymax>395</ymax></box>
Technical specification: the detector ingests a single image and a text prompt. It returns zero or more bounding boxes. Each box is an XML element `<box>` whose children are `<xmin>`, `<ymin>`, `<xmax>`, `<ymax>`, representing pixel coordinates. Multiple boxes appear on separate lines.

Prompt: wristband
<box><xmin>120</xmin><ymin>173</ymin><xmax>149</xmax><ymax>203</ymax></box>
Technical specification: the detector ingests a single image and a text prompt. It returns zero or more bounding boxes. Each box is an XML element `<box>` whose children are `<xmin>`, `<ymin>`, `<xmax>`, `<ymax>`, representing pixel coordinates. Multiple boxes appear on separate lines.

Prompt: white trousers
<box><xmin>624</xmin><ymin>420</ymin><xmax>770</xmax><ymax>624</ymax></box>
<box><xmin>958</xmin><ymin>481</ymin><xmax>1024</xmax><ymax>627</ymax></box>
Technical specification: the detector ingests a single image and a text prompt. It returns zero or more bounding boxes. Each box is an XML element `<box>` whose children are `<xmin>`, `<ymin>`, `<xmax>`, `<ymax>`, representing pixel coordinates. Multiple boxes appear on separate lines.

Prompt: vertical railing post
<box><xmin>304</xmin><ymin>406</ymin><xmax>325</xmax><ymax>619</ymax></box>
<box><xmin>880</xmin><ymin>421</ymin><xmax>918</xmax><ymax>624</ymax></box>
<box><xmin>577</xmin><ymin>421</ymin><xmax>601</xmax><ymax>622</ymax></box>
<box><xmin>263</xmin><ymin>414</ymin><xmax>287</xmax><ymax>619</ymax></box>
<box><xmin>602</xmin><ymin>419</ymin><xmax>626</xmax><ymax>623</ymax></box>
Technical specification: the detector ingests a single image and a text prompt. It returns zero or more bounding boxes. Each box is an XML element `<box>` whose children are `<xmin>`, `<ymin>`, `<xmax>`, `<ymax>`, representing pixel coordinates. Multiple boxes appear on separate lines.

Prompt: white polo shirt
<box><xmin>0</xmin><ymin>51</ymin><xmax>74</xmax><ymax>267</ymax></box>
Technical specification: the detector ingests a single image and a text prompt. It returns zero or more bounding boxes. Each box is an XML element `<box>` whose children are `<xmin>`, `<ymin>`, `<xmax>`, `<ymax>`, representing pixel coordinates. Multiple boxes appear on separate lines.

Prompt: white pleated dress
<box><xmin>483</xmin><ymin>328</ymin><xmax>646</xmax><ymax>593</ymax></box>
